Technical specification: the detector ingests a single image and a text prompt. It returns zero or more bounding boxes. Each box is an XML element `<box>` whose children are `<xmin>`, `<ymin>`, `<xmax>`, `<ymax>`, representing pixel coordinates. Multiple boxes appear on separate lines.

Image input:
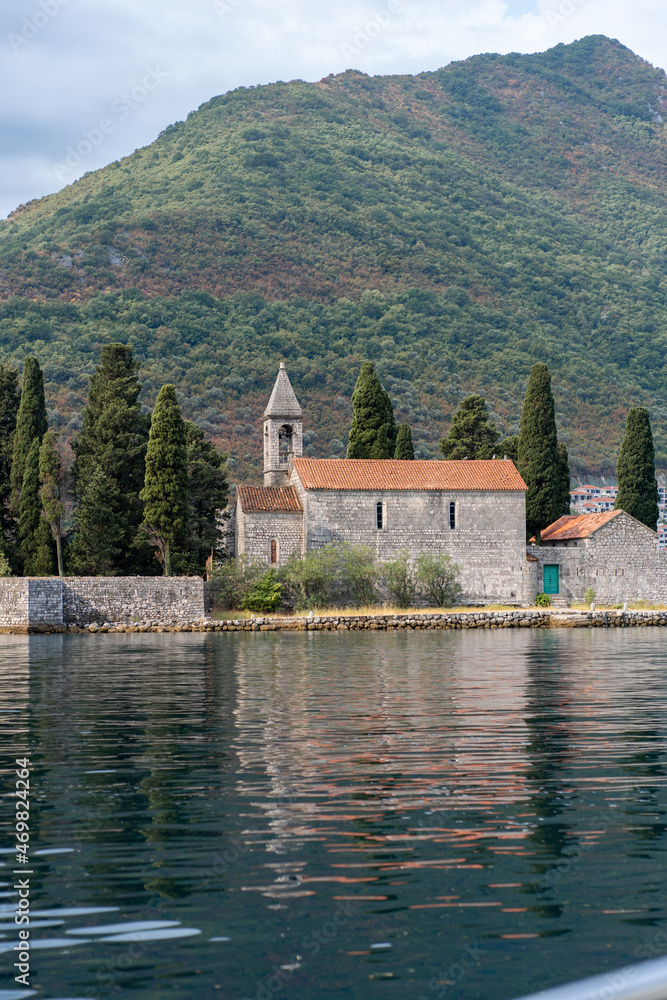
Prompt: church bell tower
<box><xmin>263</xmin><ymin>363</ymin><xmax>303</xmax><ymax>486</ymax></box>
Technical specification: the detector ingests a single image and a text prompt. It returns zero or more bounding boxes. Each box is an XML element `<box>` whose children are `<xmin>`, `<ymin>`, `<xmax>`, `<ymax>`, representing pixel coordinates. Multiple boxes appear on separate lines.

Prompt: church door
<box><xmin>543</xmin><ymin>564</ymin><xmax>559</xmax><ymax>595</ymax></box>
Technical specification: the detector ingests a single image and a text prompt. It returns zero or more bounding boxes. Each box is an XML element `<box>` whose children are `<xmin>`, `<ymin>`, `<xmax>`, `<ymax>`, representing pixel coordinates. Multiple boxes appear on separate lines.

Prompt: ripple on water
<box><xmin>97</xmin><ymin>928</ymin><xmax>201</xmax><ymax>942</ymax></box>
<box><xmin>65</xmin><ymin>920</ymin><xmax>181</xmax><ymax>936</ymax></box>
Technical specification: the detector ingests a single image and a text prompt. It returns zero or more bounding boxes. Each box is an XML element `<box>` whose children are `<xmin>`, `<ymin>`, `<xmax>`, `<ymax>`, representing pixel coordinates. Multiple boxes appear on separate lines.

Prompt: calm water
<box><xmin>2</xmin><ymin>629</ymin><xmax>667</xmax><ymax>1000</ymax></box>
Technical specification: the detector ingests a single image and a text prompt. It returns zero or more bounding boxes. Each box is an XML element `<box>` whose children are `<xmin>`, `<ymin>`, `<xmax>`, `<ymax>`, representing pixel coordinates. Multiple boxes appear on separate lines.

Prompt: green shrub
<box><xmin>0</xmin><ymin>552</ymin><xmax>11</xmax><ymax>577</ymax></box>
<box><xmin>534</xmin><ymin>592</ymin><xmax>551</xmax><ymax>607</ymax></box>
<box><xmin>381</xmin><ymin>549</ymin><xmax>417</xmax><ymax>608</ymax></box>
<box><xmin>584</xmin><ymin>586</ymin><xmax>596</xmax><ymax>603</ymax></box>
<box><xmin>241</xmin><ymin>569</ymin><xmax>283</xmax><ymax>613</ymax></box>
<box><xmin>415</xmin><ymin>551</ymin><xmax>462</xmax><ymax>607</ymax></box>
<box><xmin>337</xmin><ymin>543</ymin><xmax>378</xmax><ymax>605</ymax></box>
<box><xmin>208</xmin><ymin>556</ymin><xmax>267</xmax><ymax>609</ymax></box>
<box><xmin>281</xmin><ymin>544</ymin><xmax>340</xmax><ymax>610</ymax></box>
<box><xmin>280</xmin><ymin>542</ymin><xmax>379</xmax><ymax>610</ymax></box>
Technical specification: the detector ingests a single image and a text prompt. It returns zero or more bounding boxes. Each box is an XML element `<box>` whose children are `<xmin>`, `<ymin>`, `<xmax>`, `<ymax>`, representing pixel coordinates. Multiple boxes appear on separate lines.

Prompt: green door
<box><xmin>543</xmin><ymin>564</ymin><xmax>559</xmax><ymax>595</ymax></box>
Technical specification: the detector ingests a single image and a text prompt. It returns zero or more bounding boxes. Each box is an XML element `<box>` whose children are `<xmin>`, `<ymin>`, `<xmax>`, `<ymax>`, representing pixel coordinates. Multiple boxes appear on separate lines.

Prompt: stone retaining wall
<box><xmin>0</xmin><ymin>577</ymin><xmax>205</xmax><ymax>629</ymax></box>
<box><xmin>10</xmin><ymin>607</ymin><xmax>667</xmax><ymax>634</ymax></box>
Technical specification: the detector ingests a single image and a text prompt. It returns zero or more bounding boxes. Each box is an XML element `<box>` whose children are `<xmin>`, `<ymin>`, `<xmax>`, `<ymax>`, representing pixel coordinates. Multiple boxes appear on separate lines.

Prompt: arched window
<box><xmin>278</xmin><ymin>424</ymin><xmax>293</xmax><ymax>465</ymax></box>
<box><xmin>270</xmin><ymin>539</ymin><xmax>278</xmax><ymax>564</ymax></box>
<box><xmin>449</xmin><ymin>501</ymin><xmax>456</xmax><ymax>530</ymax></box>
<box><xmin>376</xmin><ymin>501</ymin><xmax>384</xmax><ymax>530</ymax></box>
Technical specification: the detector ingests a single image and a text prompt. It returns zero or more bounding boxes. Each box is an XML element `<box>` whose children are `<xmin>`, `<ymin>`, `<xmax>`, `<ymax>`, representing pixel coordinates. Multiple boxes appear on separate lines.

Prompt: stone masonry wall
<box><xmin>62</xmin><ymin>577</ymin><xmax>205</xmax><ymax>624</ymax></box>
<box><xmin>263</xmin><ymin>417</ymin><xmax>303</xmax><ymax>487</ymax></box>
<box><xmin>529</xmin><ymin>512</ymin><xmax>667</xmax><ymax>603</ymax></box>
<box><xmin>235</xmin><ymin>503</ymin><xmax>303</xmax><ymax>567</ymax></box>
<box><xmin>291</xmin><ymin>477</ymin><xmax>528</xmax><ymax>604</ymax></box>
<box><xmin>0</xmin><ymin>580</ymin><xmax>29</xmax><ymax>627</ymax></box>
<box><xmin>0</xmin><ymin>577</ymin><xmax>205</xmax><ymax>627</ymax></box>
<box><xmin>30</xmin><ymin>579</ymin><xmax>64</xmax><ymax>624</ymax></box>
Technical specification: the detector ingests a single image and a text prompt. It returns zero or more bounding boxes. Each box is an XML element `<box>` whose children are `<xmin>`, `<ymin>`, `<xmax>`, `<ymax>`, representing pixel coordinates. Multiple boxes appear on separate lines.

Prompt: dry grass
<box><xmin>213</xmin><ymin>604</ymin><xmax>522</xmax><ymax>620</ymax></box>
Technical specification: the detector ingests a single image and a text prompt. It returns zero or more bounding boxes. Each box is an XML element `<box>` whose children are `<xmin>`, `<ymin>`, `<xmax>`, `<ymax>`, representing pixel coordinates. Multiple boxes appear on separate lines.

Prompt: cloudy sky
<box><xmin>1</xmin><ymin>0</ymin><xmax>665</xmax><ymax>219</ymax></box>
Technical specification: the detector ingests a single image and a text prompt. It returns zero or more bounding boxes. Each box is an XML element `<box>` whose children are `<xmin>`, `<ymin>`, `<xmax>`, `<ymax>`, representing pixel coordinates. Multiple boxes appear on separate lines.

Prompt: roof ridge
<box><xmin>292</xmin><ymin>457</ymin><xmax>526</xmax><ymax>491</ymax></box>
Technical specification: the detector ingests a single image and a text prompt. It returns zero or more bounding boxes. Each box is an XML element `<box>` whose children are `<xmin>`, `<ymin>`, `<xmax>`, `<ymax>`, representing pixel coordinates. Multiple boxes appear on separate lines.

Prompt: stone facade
<box><xmin>0</xmin><ymin>577</ymin><xmax>205</xmax><ymax>628</ymax></box>
<box><xmin>526</xmin><ymin>510</ymin><xmax>667</xmax><ymax>604</ymax></box>
<box><xmin>236</xmin><ymin>508</ymin><xmax>303</xmax><ymax>567</ymax></box>
<box><xmin>291</xmin><ymin>475</ymin><xmax>529</xmax><ymax>604</ymax></box>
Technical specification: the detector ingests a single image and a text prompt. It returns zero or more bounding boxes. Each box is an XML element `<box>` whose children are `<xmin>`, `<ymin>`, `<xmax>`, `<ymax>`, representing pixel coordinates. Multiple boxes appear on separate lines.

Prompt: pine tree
<box><xmin>614</xmin><ymin>407</ymin><xmax>660</xmax><ymax>530</ymax></box>
<box><xmin>140</xmin><ymin>385</ymin><xmax>188</xmax><ymax>576</ymax></box>
<box><xmin>182</xmin><ymin>421</ymin><xmax>229</xmax><ymax>572</ymax></box>
<box><xmin>439</xmin><ymin>395</ymin><xmax>499</xmax><ymax>460</ymax></box>
<box><xmin>517</xmin><ymin>363</ymin><xmax>559</xmax><ymax>540</ymax></box>
<box><xmin>555</xmin><ymin>442</ymin><xmax>571</xmax><ymax>517</ymax></box>
<box><xmin>38</xmin><ymin>431</ymin><xmax>65</xmax><ymax>577</ymax></box>
<box><xmin>10</xmin><ymin>358</ymin><xmax>47</xmax><ymax>517</ymax></box>
<box><xmin>69</xmin><ymin>467</ymin><xmax>124</xmax><ymax>576</ymax></box>
<box><xmin>19</xmin><ymin>440</ymin><xmax>54</xmax><ymax>576</ymax></box>
<box><xmin>347</xmin><ymin>363</ymin><xmax>395</xmax><ymax>459</ymax></box>
<box><xmin>394</xmin><ymin>423</ymin><xmax>415</xmax><ymax>460</ymax></box>
<box><xmin>72</xmin><ymin>343</ymin><xmax>149</xmax><ymax>573</ymax></box>
<box><xmin>0</xmin><ymin>365</ymin><xmax>20</xmax><ymax>556</ymax></box>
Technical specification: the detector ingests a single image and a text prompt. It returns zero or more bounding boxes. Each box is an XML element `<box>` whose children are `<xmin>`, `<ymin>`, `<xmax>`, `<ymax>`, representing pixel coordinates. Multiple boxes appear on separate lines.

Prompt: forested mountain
<box><xmin>1</xmin><ymin>34</ymin><xmax>667</xmax><ymax>480</ymax></box>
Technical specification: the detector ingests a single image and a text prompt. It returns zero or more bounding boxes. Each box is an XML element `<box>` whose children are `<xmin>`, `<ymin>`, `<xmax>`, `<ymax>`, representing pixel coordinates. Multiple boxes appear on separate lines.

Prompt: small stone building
<box><xmin>232</xmin><ymin>364</ymin><xmax>532</xmax><ymax>604</ymax></box>
<box><xmin>526</xmin><ymin>510</ymin><xmax>667</xmax><ymax>604</ymax></box>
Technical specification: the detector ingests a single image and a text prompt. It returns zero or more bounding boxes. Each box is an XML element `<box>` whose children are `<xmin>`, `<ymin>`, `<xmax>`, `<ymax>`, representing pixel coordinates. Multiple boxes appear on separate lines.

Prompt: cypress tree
<box><xmin>19</xmin><ymin>440</ymin><xmax>54</xmax><ymax>576</ymax></box>
<box><xmin>69</xmin><ymin>467</ymin><xmax>124</xmax><ymax>576</ymax></box>
<box><xmin>140</xmin><ymin>385</ymin><xmax>188</xmax><ymax>577</ymax></box>
<box><xmin>72</xmin><ymin>344</ymin><xmax>149</xmax><ymax>573</ymax></box>
<box><xmin>382</xmin><ymin>383</ymin><xmax>397</xmax><ymax>457</ymax></box>
<box><xmin>0</xmin><ymin>365</ymin><xmax>20</xmax><ymax>556</ymax></box>
<box><xmin>614</xmin><ymin>407</ymin><xmax>660</xmax><ymax>530</ymax></box>
<box><xmin>499</xmin><ymin>435</ymin><xmax>518</xmax><ymax>463</ymax></box>
<box><xmin>11</xmin><ymin>358</ymin><xmax>47</xmax><ymax>517</ymax></box>
<box><xmin>182</xmin><ymin>421</ymin><xmax>229</xmax><ymax>573</ymax></box>
<box><xmin>555</xmin><ymin>442</ymin><xmax>571</xmax><ymax>517</ymax></box>
<box><xmin>517</xmin><ymin>363</ymin><xmax>559</xmax><ymax>540</ymax></box>
<box><xmin>394</xmin><ymin>423</ymin><xmax>415</xmax><ymax>460</ymax></box>
<box><xmin>439</xmin><ymin>395</ymin><xmax>499</xmax><ymax>460</ymax></box>
<box><xmin>347</xmin><ymin>363</ymin><xmax>395</xmax><ymax>459</ymax></box>
<box><xmin>38</xmin><ymin>431</ymin><xmax>65</xmax><ymax>577</ymax></box>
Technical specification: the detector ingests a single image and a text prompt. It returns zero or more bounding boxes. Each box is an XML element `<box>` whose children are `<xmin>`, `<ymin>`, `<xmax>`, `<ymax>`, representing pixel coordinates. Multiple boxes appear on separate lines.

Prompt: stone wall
<box><xmin>0</xmin><ymin>580</ymin><xmax>29</xmax><ymax>627</ymax></box>
<box><xmin>291</xmin><ymin>476</ymin><xmax>528</xmax><ymax>604</ymax></box>
<box><xmin>528</xmin><ymin>511</ymin><xmax>667</xmax><ymax>603</ymax></box>
<box><xmin>263</xmin><ymin>416</ymin><xmax>303</xmax><ymax>487</ymax></box>
<box><xmin>0</xmin><ymin>577</ymin><xmax>205</xmax><ymax>628</ymax></box>
<box><xmin>235</xmin><ymin>503</ymin><xmax>303</xmax><ymax>568</ymax></box>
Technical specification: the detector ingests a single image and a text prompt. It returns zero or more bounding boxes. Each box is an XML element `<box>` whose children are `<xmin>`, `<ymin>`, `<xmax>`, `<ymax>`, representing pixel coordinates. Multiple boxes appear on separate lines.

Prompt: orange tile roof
<box><xmin>292</xmin><ymin>458</ymin><xmax>526</xmax><ymax>492</ymax></box>
<box><xmin>541</xmin><ymin>510</ymin><xmax>621</xmax><ymax>541</ymax></box>
<box><xmin>238</xmin><ymin>485</ymin><xmax>301</xmax><ymax>513</ymax></box>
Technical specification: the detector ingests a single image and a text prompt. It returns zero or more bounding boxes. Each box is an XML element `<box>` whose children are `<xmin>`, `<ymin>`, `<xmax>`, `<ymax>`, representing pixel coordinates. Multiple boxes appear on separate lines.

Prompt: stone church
<box><xmin>231</xmin><ymin>364</ymin><xmax>532</xmax><ymax>604</ymax></box>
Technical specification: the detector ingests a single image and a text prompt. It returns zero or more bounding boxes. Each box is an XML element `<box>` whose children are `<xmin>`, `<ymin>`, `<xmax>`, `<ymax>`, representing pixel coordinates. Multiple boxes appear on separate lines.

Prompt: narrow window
<box><xmin>376</xmin><ymin>501</ymin><xmax>383</xmax><ymax>530</ymax></box>
<box><xmin>270</xmin><ymin>539</ymin><xmax>278</xmax><ymax>564</ymax></box>
<box><xmin>449</xmin><ymin>501</ymin><xmax>456</xmax><ymax>530</ymax></box>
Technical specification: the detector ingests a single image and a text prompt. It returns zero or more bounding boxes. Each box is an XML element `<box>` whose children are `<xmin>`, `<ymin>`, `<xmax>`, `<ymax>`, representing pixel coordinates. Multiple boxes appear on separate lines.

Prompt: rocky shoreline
<box><xmin>4</xmin><ymin>607</ymin><xmax>667</xmax><ymax>634</ymax></box>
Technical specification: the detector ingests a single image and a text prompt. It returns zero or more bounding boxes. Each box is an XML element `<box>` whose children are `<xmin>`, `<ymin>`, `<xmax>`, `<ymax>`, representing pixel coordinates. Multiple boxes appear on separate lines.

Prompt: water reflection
<box><xmin>1</xmin><ymin>630</ymin><xmax>667</xmax><ymax>999</ymax></box>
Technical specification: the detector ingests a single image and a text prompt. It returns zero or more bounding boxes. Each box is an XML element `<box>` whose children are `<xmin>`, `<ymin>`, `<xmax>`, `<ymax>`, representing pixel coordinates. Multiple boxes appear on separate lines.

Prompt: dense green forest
<box><xmin>2</xmin><ymin>34</ymin><xmax>667</xmax><ymax>480</ymax></box>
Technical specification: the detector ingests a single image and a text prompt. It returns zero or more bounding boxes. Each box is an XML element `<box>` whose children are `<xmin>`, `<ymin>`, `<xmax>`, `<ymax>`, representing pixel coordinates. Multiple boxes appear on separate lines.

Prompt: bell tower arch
<box><xmin>263</xmin><ymin>363</ymin><xmax>303</xmax><ymax>486</ymax></box>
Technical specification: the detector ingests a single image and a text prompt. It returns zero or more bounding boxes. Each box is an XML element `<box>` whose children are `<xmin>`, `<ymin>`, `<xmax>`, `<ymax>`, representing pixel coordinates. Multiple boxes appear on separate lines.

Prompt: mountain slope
<box><xmin>1</xmin><ymin>35</ymin><xmax>667</xmax><ymax>480</ymax></box>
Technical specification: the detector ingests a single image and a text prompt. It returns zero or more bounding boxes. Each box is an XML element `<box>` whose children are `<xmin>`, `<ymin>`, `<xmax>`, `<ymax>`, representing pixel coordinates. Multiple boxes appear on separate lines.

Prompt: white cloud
<box><xmin>0</xmin><ymin>0</ymin><xmax>665</xmax><ymax>218</ymax></box>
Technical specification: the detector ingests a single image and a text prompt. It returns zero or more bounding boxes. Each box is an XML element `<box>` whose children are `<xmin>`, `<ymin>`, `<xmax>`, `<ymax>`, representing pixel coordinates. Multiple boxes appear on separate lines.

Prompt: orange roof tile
<box><xmin>292</xmin><ymin>458</ymin><xmax>526</xmax><ymax>492</ymax></box>
<box><xmin>238</xmin><ymin>485</ymin><xmax>301</xmax><ymax>513</ymax></box>
<box><xmin>541</xmin><ymin>510</ymin><xmax>621</xmax><ymax>541</ymax></box>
